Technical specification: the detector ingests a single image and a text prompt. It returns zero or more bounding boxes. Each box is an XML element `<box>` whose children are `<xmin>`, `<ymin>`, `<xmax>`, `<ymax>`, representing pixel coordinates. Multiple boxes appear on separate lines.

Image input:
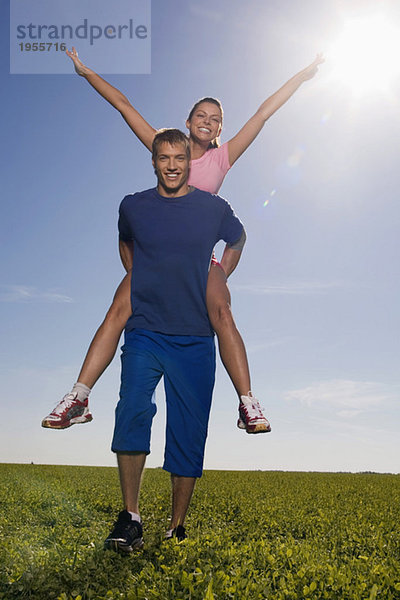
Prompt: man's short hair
<box><xmin>152</xmin><ymin>128</ymin><xmax>191</xmax><ymax>161</ymax></box>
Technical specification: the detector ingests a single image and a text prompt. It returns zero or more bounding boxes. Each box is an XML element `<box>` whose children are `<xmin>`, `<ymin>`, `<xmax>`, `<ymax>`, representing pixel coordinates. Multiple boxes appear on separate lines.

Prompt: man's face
<box><xmin>153</xmin><ymin>142</ymin><xmax>190</xmax><ymax>196</ymax></box>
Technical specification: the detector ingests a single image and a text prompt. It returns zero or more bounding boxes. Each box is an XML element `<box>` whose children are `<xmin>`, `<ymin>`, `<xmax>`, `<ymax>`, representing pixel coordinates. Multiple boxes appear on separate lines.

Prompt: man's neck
<box><xmin>157</xmin><ymin>183</ymin><xmax>190</xmax><ymax>198</ymax></box>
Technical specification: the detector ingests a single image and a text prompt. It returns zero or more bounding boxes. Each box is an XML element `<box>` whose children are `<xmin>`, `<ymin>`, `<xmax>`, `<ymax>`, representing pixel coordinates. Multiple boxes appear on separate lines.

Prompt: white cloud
<box><xmin>285</xmin><ymin>379</ymin><xmax>396</xmax><ymax>412</ymax></box>
<box><xmin>0</xmin><ymin>285</ymin><xmax>73</xmax><ymax>303</ymax></box>
<box><xmin>230</xmin><ymin>280</ymin><xmax>344</xmax><ymax>296</ymax></box>
<box><xmin>246</xmin><ymin>337</ymin><xmax>292</xmax><ymax>353</ymax></box>
<box><xmin>336</xmin><ymin>409</ymin><xmax>363</xmax><ymax>419</ymax></box>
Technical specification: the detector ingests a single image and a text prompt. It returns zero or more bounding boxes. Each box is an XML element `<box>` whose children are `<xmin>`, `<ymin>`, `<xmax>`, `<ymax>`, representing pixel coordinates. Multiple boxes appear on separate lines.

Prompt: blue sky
<box><xmin>1</xmin><ymin>0</ymin><xmax>399</xmax><ymax>473</ymax></box>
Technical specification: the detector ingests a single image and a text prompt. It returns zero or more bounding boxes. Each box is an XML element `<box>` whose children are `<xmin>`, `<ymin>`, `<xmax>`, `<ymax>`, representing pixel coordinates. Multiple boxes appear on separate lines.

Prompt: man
<box><xmin>104</xmin><ymin>128</ymin><xmax>246</xmax><ymax>551</ymax></box>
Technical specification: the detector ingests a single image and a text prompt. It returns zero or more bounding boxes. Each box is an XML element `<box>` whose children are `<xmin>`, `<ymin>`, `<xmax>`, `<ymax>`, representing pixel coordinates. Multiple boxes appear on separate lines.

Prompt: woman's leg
<box><xmin>77</xmin><ymin>271</ymin><xmax>132</xmax><ymax>388</ymax></box>
<box><xmin>206</xmin><ymin>263</ymin><xmax>271</xmax><ymax>434</ymax></box>
<box><xmin>41</xmin><ymin>272</ymin><xmax>132</xmax><ymax>429</ymax></box>
<box><xmin>206</xmin><ymin>263</ymin><xmax>251</xmax><ymax>398</ymax></box>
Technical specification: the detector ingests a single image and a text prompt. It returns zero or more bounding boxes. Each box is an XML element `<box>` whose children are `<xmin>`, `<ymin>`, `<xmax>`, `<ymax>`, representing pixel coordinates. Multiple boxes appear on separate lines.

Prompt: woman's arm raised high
<box><xmin>227</xmin><ymin>54</ymin><xmax>324</xmax><ymax>166</ymax></box>
<box><xmin>66</xmin><ymin>47</ymin><xmax>156</xmax><ymax>151</ymax></box>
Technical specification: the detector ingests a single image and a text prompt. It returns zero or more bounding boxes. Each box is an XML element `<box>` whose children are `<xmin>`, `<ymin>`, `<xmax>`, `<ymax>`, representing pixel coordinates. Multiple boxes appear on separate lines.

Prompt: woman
<box><xmin>42</xmin><ymin>48</ymin><xmax>323</xmax><ymax>433</ymax></box>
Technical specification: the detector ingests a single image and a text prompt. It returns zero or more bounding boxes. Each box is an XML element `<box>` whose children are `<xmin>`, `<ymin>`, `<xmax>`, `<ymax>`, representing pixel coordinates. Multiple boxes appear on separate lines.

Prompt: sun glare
<box><xmin>329</xmin><ymin>14</ymin><xmax>400</xmax><ymax>94</ymax></box>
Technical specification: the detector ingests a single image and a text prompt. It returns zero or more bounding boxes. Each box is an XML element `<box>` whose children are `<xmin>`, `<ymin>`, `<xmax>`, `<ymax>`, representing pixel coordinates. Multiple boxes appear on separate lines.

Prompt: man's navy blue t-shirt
<box><xmin>118</xmin><ymin>187</ymin><xmax>244</xmax><ymax>336</ymax></box>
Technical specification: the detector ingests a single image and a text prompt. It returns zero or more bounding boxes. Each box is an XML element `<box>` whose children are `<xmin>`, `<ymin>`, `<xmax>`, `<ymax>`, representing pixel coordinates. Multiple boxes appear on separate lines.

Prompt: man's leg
<box><xmin>161</xmin><ymin>333</ymin><xmax>216</xmax><ymax>539</ymax></box>
<box><xmin>106</xmin><ymin>330</ymin><xmax>162</xmax><ymax>552</ymax></box>
<box><xmin>117</xmin><ymin>452</ymin><xmax>147</xmax><ymax>514</ymax></box>
<box><xmin>104</xmin><ymin>452</ymin><xmax>147</xmax><ymax>553</ymax></box>
<box><xmin>163</xmin><ymin>334</ymin><xmax>215</xmax><ymax>480</ymax></box>
<box><xmin>170</xmin><ymin>474</ymin><xmax>196</xmax><ymax>529</ymax></box>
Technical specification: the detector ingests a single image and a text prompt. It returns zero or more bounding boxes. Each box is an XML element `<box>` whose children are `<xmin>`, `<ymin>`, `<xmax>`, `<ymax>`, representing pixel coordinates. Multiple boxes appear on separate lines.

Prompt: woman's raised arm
<box><xmin>66</xmin><ymin>47</ymin><xmax>156</xmax><ymax>151</ymax></box>
<box><xmin>227</xmin><ymin>54</ymin><xmax>324</xmax><ymax>166</ymax></box>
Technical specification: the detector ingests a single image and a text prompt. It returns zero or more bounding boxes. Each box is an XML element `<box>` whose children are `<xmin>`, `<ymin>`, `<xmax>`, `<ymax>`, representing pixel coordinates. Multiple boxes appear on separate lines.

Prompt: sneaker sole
<box><xmin>237</xmin><ymin>418</ymin><xmax>271</xmax><ymax>434</ymax></box>
<box><xmin>104</xmin><ymin>538</ymin><xmax>144</xmax><ymax>553</ymax></box>
<box><xmin>41</xmin><ymin>414</ymin><xmax>93</xmax><ymax>429</ymax></box>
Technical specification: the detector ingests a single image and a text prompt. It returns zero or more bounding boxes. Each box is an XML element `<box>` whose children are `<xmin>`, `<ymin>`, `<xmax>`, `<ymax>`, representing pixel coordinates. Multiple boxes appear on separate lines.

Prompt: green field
<box><xmin>0</xmin><ymin>464</ymin><xmax>399</xmax><ymax>600</ymax></box>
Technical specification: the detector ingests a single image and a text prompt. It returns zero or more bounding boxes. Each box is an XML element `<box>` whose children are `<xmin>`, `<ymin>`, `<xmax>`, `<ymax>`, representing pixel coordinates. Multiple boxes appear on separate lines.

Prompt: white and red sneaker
<box><xmin>237</xmin><ymin>392</ymin><xmax>271</xmax><ymax>434</ymax></box>
<box><xmin>41</xmin><ymin>392</ymin><xmax>93</xmax><ymax>429</ymax></box>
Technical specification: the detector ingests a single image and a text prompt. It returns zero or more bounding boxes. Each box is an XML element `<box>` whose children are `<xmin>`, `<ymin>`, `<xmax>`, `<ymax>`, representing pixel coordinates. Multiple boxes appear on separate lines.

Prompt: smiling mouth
<box><xmin>199</xmin><ymin>127</ymin><xmax>211</xmax><ymax>133</ymax></box>
<box><xmin>165</xmin><ymin>173</ymin><xmax>179</xmax><ymax>180</ymax></box>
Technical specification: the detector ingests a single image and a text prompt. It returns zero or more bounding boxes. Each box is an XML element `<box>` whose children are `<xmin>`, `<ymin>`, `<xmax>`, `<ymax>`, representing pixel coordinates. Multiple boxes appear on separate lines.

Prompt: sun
<box><xmin>328</xmin><ymin>14</ymin><xmax>400</xmax><ymax>95</ymax></box>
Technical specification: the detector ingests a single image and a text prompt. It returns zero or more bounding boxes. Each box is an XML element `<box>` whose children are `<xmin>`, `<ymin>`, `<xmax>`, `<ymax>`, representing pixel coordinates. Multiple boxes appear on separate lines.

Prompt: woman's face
<box><xmin>186</xmin><ymin>102</ymin><xmax>223</xmax><ymax>144</ymax></box>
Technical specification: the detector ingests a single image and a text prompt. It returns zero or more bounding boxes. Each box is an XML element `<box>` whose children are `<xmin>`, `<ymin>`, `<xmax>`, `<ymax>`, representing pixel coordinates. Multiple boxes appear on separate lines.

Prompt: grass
<box><xmin>0</xmin><ymin>464</ymin><xmax>399</xmax><ymax>599</ymax></box>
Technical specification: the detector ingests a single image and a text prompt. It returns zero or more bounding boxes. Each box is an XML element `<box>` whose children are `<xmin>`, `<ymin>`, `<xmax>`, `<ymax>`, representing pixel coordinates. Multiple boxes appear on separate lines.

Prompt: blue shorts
<box><xmin>111</xmin><ymin>329</ymin><xmax>216</xmax><ymax>478</ymax></box>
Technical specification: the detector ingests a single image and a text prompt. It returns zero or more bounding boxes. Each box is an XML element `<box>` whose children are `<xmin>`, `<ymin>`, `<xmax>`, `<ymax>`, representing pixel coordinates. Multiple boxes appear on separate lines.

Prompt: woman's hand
<box><xmin>66</xmin><ymin>46</ymin><xmax>92</xmax><ymax>76</ymax></box>
<box><xmin>299</xmin><ymin>53</ymin><xmax>325</xmax><ymax>81</ymax></box>
<box><xmin>63</xmin><ymin>46</ymin><xmax>156</xmax><ymax>150</ymax></box>
<box><xmin>227</xmin><ymin>53</ymin><xmax>324</xmax><ymax>166</ymax></box>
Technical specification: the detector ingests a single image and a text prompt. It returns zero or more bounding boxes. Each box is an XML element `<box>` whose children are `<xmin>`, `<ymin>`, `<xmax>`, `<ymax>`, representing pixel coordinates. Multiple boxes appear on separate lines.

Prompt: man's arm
<box><xmin>119</xmin><ymin>239</ymin><xmax>134</xmax><ymax>272</ymax></box>
<box><xmin>219</xmin><ymin>229</ymin><xmax>246</xmax><ymax>278</ymax></box>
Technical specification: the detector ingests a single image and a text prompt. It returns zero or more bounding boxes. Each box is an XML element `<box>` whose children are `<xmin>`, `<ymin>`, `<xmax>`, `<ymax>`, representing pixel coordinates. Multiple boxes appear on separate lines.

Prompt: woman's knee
<box><xmin>104</xmin><ymin>283</ymin><xmax>132</xmax><ymax>326</ymax></box>
<box><xmin>208</xmin><ymin>299</ymin><xmax>235</xmax><ymax>332</ymax></box>
<box><xmin>206</xmin><ymin>266</ymin><xmax>236</xmax><ymax>331</ymax></box>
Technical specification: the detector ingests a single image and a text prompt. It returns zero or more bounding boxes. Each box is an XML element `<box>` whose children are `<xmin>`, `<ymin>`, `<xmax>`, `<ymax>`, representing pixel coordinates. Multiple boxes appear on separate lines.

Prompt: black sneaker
<box><xmin>104</xmin><ymin>510</ymin><xmax>144</xmax><ymax>553</ymax></box>
<box><xmin>165</xmin><ymin>525</ymin><xmax>187</xmax><ymax>542</ymax></box>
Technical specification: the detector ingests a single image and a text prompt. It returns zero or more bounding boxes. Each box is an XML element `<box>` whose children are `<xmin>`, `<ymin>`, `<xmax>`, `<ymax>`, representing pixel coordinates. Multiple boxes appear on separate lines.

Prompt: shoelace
<box><xmin>52</xmin><ymin>393</ymin><xmax>77</xmax><ymax>415</ymax></box>
<box><xmin>112</xmin><ymin>520</ymin><xmax>141</xmax><ymax>540</ymax></box>
<box><xmin>243</xmin><ymin>400</ymin><xmax>265</xmax><ymax>421</ymax></box>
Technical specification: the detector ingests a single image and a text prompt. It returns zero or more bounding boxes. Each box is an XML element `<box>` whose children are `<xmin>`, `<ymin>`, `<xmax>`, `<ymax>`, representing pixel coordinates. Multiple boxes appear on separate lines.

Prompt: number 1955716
<box><xmin>19</xmin><ymin>42</ymin><xmax>67</xmax><ymax>51</ymax></box>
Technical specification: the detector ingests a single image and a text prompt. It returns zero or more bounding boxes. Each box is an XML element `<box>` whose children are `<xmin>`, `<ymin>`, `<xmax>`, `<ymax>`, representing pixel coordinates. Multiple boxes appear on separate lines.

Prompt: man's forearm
<box><xmin>219</xmin><ymin>229</ymin><xmax>247</xmax><ymax>278</ymax></box>
<box><xmin>119</xmin><ymin>240</ymin><xmax>134</xmax><ymax>272</ymax></box>
<box><xmin>220</xmin><ymin>246</ymin><xmax>242</xmax><ymax>278</ymax></box>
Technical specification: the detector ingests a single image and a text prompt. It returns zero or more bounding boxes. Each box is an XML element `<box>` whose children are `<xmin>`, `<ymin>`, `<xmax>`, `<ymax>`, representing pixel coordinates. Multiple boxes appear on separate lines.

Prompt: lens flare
<box><xmin>287</xmin><ymin>147</ymin><xmax>305</xmax><ymax>168</ymax></box>
<box><xmin>263</xmin><ymin>189</ymin><xmax>276</xmax><ymax>207</ymax></box>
